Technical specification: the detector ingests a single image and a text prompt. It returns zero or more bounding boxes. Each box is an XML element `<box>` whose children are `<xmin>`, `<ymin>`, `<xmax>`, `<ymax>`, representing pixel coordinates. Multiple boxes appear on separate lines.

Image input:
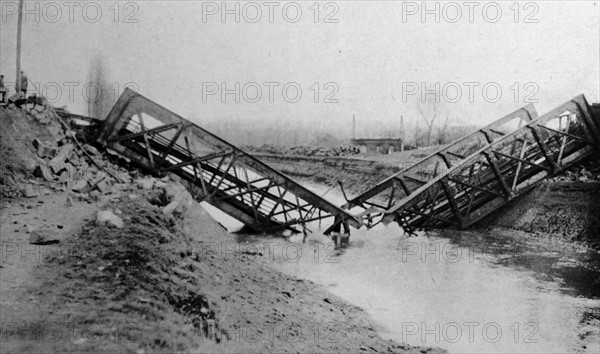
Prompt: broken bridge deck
<box><xmin>97</xmin><ymin>88</ymin><xmax>361</xmax><ymax>234</ymax></box>
<box><xmin>345</xmin><ymin>95</ymin><xmax>600</xmax><ymax>232</ymax></box>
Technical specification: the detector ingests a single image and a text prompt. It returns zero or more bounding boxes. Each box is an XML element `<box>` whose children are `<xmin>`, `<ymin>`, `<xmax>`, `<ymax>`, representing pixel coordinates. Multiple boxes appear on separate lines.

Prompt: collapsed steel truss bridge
<box><xmin>343</xmin><ymin>95</ymin><xmax>600</xmax><ymax>233</ymax></box>
<box><xmin>97</xmin><ymin>90</ymin><xmax>598</xmax><ymax>237</ymax></box>
<box><xmin>97</xmin><ymin>88</ymin><xmax>361</xmax><ymax>234</ymax></box>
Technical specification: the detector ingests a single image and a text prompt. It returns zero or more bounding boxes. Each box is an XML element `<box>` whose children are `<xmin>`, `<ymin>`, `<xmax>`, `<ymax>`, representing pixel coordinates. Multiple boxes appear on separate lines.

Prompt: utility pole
<box><xmin>15</xmin><ymin>0</ymin><xmax>24</xmax><ymax>92</ymax></box>
<box><xmin>352</xmin><ymin>114</ymin><xmax>356</xmax><ymax>140</ymax></box>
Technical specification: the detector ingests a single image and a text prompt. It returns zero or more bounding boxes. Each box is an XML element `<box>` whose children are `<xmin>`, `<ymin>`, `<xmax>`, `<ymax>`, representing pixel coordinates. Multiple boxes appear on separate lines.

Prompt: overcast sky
<box><xmin>1</xmin><ymin>1</ymin><xmax>598</xmax><ymax>142</ymax></box>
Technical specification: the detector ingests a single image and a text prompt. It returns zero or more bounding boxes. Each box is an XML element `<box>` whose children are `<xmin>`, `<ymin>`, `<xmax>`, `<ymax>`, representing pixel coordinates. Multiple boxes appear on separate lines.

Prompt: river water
<box><xmin>202</xmin><ymin>183</ymin><xmax>600</xmax><ymax>353</ymax></box>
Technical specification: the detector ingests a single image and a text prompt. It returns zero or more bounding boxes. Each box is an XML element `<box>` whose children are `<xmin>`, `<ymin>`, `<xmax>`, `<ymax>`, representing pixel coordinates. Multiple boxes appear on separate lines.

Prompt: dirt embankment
<box><xmin>1</xmin><ymin>105</ymin><xmax>447</xmax><ymax>353</ymax></box>
<box><xmin>481</xmin><ymin>181</ymin><xmax>600</xmax><ymax>250</ymax></box>
<box><xmin>0</xmin><ymin>108</ymin><xmax>62</xmax><ymax>200</ymax></box>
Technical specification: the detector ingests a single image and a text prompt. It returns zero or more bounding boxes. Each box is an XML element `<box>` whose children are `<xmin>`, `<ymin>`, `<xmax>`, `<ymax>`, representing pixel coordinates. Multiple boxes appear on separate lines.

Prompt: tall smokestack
<box><xmin>400</xmin><ymin>115</ymin><xmax>405</xmax><ymax>152</ymax></box>
<box><xmin>352</xmin><ymin>114</ymin><xmax>356</xmax><ymax>140</ymax></box>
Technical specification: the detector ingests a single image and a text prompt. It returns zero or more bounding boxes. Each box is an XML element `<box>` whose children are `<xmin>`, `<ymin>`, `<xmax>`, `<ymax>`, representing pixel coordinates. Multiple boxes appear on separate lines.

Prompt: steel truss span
<box><xmin>97</xmin><ymin>88</ymin><xmax>361</xmax><ymax>235</ymax></box>
<box><xmin>344</xmin><ymin>95</ymin><xmax>599</xmax><ymax>233</ymax></box>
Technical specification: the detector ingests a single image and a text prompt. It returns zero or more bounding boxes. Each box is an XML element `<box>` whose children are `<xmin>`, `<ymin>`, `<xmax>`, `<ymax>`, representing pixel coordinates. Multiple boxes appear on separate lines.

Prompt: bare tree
<box><xmin>416</xmin><ymin>98</ymin><xmax>441</xmax><ymax>146</ymax></box>
<box><xmin>416</xmin><ymin>98</ymin><xmax>455</xmax><ymax>146</ymax></box>
<box><xmin>435</xmin><ymin>112</ymin><xmax>452</xmax><ymax>144</ymax></box>
<box><xmin>412</xmin><ymin>123</ymin><xmax>423</xmax><ymax>147</ymax></box>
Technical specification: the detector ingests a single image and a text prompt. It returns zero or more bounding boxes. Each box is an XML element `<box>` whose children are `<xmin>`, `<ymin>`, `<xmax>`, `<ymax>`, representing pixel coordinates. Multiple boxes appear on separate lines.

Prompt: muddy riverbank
<box><xmin>483</xmin><ymin>181</ymin><xmax>600</xmax><ymax>250</ymax></box>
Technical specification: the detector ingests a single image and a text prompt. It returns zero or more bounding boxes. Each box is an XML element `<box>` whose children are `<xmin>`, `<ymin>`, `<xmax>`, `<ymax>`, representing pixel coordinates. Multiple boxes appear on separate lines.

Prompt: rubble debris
<box><xmin>22</xmin><ymin>185</ymin><xmax>38</xmax><ymax>198</ymax></box>
<box><xmin>58</xmin><ymin>170</ymin><xmax>70</xmax><ymax>183</ymax></box>
<box><xmin>70</xmin><ymin>154</ymin><xmax>82</xmax><ymax>166</ymax></box>
<box><xmin>48</xmin><ymin>144</ymin><xmax>75</xmax><ymax>173</ymax></box>
<box><xmin>95</xmin><ymin>179</ymin><xmax>112</xmax><ymax>194</ymax></box>
<box><xmin>154</xmin><ymin>180</ymin><xmax>167</xmax><ymax>189</ymax></box>
<box><xmin>46</xmin><ymin>122</ymin><xmax>66</xmax><ymax>143</ymax></box>
<box><xmin>1</xmin><ymin>102</ymin><xmax>135</xmax><ymax>202</ymax></box>
<box><xmin>29</xmin><ymin>228</ymin><xmax>60</xmax><ymax>245</ymax></box>
<box><xmin>72</xmin><ymin>179</ymin><xmax>91</xmax><ymax>193</ymax></box>
<box><xmin>89</xmin><ymin>190</ymin><xmax>100</xmax><ymax>199</ymax></box>
<box><xmin>137</xmin><ymin>177</ymin><xmax>156</xmax><ymax>190</ymax></box>
<box><xmin>166</xmin><ymin>173</ymin><xmax>181</xmax><ymax>183</ymax></box>
<box><xmin>82</xmin><ymin>144</ymin><xmax>99</xmax><ymax>156</ymax></box>
<box><xmin>32</xmin><ymin>138</ymin><xmax>57</xmax><ymax>159</ymax></box>
<box><xmin>32</xmin><ymin>138</ymin><xmax>42</xmax><ymax>149</ymax></box>
<box><xmin>547</xmin><ymin>163</ymin><xmax>600</xmax><ymax>182</ymax></box>
<box><xmin>162</xmin><ymin>182</ymin><xmax>193</xmax><ymax>216</ymax></box>
<box><xmin>65</xmin><ymin>195</ymin><xmax>74</xmax><ymax>207</ymax></box>
<box><xmin>247</xmin><ymin>144</ymin><xmax>362</xmax><ymax>158</ymax></box>
<box><xmin>33</xmin><ymin>164</ymin><xmax>56</xmax><ymax>182</ymax></box>
<box><xmin>96</xmin><ymin>210</ymin><xmax>124</xmax><ymax>229</ymax></box>
<box><xmin>88</xmin><ymin>171</ymin><xmax>107</xmax><ymax>186</ymax></box>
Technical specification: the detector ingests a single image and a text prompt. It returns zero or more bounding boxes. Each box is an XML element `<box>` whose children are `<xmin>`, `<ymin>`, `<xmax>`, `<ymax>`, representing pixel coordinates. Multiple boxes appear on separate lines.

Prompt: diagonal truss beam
<box><xmin>343</xmin><ymin>104</ymin><xmax>538</xmax><ymax>211</ymax></box>
<box><xmin>382</xmin><ymin>94</ymin><xmax>599</xmax><ymax>231</ymax></box>
<box><xmin>98</xmin><ymin>88</ymin><xmax>361</xmax><ymax>234</ymax></box>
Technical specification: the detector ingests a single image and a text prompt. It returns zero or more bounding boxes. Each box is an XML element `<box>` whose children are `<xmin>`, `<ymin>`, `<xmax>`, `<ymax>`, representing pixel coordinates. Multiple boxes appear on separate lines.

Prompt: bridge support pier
<box><xmin>328</xmin><ymin>216</ymin><xmax>351</xmax><ymax>248</ymax></box>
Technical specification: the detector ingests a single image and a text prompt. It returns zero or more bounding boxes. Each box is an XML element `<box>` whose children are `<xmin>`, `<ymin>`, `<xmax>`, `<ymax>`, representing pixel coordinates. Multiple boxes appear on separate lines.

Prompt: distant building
<box><xmin>350</xmin><ymin>138</ymin><xmax>405</xmax><ymax>154</ymax></box>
